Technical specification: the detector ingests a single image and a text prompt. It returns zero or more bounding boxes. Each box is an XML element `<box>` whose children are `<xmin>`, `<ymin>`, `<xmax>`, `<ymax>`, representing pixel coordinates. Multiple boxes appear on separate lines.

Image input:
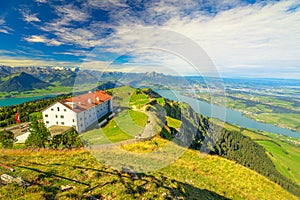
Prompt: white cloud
<box><xmin>24</xmin><ymin>35</ymin><xmax>62</xmax><ymax>46</ymax></box>
<box><xmin>87</xmin><ymin>0</ymin><xmax>300</xmax><ymax>77</ymax></box>
<box><xmin>0</xmin><ymin>18</ymin><xmax>13</xmax><ymax>34</ymax></box>
<box><xmin>38</xmin><ymin>3</ymin><xmax>97</xmax><ymax>47</ymax></box>
<box><xmin>53</xmin><ymin>49</ymin><xmax>90</xmax><ymax>57</ymax></box>
<box><xmin>52</xmin><ymin>3</ymin><xmax>91</xmax><ymax>26</ymax></box>
<box><xmin>35</xmin><ymin>0</ymin><xmax>47</xmax><ymax>3</ymax></box>
<box><xmin>22</xmin><ymin>13</ymin><xmax>40</xmax><ymax>22</ymax></box>
<box><xmin>19</xmin><ymin>9</ymin><xmax>41</xmax><ymax>23</ymax></box>
<box><xmin>84</xmin><ymin>0</ymin><xmax>128</xmax><ymax>10</ymax></box>
<box><xmin>17</xmin><ymin>0</ymin><xmax>300</xmax><ymax>78</ymax></box>
<box><xmin>24</xmin><ymin>35</ymin><xmax>46</xmax><ymax>43</ymax></box>
<box><xmin>0</xmin><ymin>29</ymin><xmax>9</xmax><ymax>34</ymax></box>
<box><xmin>0</xmin><ymin>55</ymin><xmax>79</xmax><ymax>67</ymax></box>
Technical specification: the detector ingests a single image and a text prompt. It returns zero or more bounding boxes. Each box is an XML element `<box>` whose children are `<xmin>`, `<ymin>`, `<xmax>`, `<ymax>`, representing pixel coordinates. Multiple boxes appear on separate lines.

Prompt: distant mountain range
<box><xmin>1</xmin><ymin>65</ymin><xmax>299</xmax><ymax>94</ymax></box>
<box><xmin>0</xmin><ymin>66</ymin><xmax>204</xmax><ymax>93</ymax></box>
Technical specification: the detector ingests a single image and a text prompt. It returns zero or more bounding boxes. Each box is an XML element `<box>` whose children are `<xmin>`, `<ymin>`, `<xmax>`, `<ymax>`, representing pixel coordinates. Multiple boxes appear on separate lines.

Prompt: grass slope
<box><xmin>0</xmin><ymin>138</ymin><xmax>298</xmax><ymax>200</ymax></box>
<box><xmin>222</xmin><ymin>122</ymin><xmax>300</xmax><ymax>186</ymax></box>
<box><xmin>80</xmin><ymin>109</ymin><xmax>148</xmax><ymax>145</ymax></box>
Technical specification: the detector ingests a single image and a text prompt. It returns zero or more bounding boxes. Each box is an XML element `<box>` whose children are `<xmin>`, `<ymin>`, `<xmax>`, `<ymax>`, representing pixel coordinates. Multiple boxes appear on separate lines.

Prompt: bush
<box><xmin>0</xmin><ymin>130</ymin><xmax>14</xmax><ymax>148</ymax></box>
<box><xmin>50</xmin><ymin>130</ymin><xmax>83</xmax><ymax>149</ymax></box>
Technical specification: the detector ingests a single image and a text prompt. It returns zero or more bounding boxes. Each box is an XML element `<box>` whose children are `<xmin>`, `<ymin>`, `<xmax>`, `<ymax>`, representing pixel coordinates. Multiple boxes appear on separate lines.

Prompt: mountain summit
<box><xmin>0</xmin><ymin>72</ymin><xmax>51</xmax><ymax>92</ymax></box>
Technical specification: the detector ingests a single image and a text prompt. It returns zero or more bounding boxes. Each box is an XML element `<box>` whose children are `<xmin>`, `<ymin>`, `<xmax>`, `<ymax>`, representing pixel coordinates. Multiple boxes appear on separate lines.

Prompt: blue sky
<box><xmin>0</xmin><ymin>0</ymin><xmax>299</xmax><ymax>78</ymax></box>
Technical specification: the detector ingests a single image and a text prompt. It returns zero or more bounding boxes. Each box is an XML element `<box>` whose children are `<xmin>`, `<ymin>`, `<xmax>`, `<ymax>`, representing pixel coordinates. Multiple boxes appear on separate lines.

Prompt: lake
<box><xmin>0</xmin><ymin>95</ymin><xmax>57</xmax><ymax>107</ymax></box>
<box><xmin>1</xmin><ymin>90</ymin><xmax>299</xmax><ymax>139</ymax></box>
<box><xmin>155</xmin><ymin>89</ymin><xmax>300</xmax><ymax>139</ymax></box>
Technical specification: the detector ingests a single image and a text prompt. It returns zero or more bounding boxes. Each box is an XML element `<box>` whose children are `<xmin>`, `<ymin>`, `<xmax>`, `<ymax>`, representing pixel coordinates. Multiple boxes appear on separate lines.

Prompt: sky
<box><xmin>0</xmin><ymin>0</ymin><xmax>299</xmax><ymax>78</ymax></box>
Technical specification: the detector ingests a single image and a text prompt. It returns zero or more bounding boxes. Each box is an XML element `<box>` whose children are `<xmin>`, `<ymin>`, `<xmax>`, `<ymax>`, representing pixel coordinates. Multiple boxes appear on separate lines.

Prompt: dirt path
<box><xmin>91</xmin><ymin>105</ymin><xmax>160</xmax><ymax>149</ymax></box>
<box><xmin>132</xmin><ymin>105</ymin><xmax>157</xmax><ymax>138</ymax></box>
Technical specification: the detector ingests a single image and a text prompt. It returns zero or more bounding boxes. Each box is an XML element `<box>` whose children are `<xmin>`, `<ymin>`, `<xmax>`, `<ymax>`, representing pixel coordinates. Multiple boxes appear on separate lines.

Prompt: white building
<box><xmin>42</xmin><ymin>90</ymin><xmax>113</xmax><ymax>133</ymax></box>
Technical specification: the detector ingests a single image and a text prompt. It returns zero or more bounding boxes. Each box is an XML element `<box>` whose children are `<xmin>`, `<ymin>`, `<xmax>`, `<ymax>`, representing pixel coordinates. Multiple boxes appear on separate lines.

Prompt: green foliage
<box><xmin>166</xmin><ymin>116</ymin><xmax>182</xmax><ymax>129</ymax></box>
<box><xmin>29</xmin><ymin>112</ymin><xmax>42</xmax><ymax>120</ymax></box>
<box><xmin>50</xmin><ymin>130</ymin><xmax>83</xmax><ymax>149</ymax></box>
<box><xmin>0</xmin><ymin>130</ymin><xmax>14</xmax><ymax>148</ymax></box>
<box><xmin>25</xmin><ymin>117</ymin><xmax>50</xmax><ymax>148</ymax></box>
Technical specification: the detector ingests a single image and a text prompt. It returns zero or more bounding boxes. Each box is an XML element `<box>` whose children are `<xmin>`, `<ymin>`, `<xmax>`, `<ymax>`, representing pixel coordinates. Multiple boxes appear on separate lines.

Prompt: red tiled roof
<box><xmin>59</xmin><ymin>90</ymin><xmax>112</xmax><ymax>113</ymax></box>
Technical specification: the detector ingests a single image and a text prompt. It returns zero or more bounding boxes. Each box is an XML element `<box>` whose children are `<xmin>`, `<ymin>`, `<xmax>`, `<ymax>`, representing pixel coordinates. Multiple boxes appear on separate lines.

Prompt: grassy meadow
<box><xmin>80</xmin><ymin>110</ymin><xmax>148</xmax><ymax>145</ymax></box>
<box><xmin>0</xmin><ymin>137</ymin><xmax>298</xmax><ymax>200</ymax></box>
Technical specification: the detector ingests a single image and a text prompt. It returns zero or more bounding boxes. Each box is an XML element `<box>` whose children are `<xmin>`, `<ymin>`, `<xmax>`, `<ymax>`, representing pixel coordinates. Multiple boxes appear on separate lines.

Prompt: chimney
<box><xmin>71</xmin><ymin>103</ymin><xmax>76</xmax><ymax>108</ymax></box>
<box><xmin>66</xmin><ymin>102</ymin><xmax>76</xmax><ymax>108</ymax></box>
<box><xmin>96</xmin><ymin>97</ymin><xmax>100</xmax><ymax>102</ymax></box>
<box><xmin>88</xmin><ymin>98</ymin><xmax>92</xmax><ymax>104</ymax></box>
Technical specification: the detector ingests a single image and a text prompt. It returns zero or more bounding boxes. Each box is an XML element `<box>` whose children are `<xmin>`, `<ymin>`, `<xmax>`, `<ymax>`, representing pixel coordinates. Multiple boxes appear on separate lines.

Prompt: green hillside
<box><xmin>222</xmin><ymin>122</ymin><xmax>300</xmax><ymax>186</ymax></box>
<box><xmin>0</xmin><ymin>139</ymin><xmax>298</xmax><ymax>200</ymax></box>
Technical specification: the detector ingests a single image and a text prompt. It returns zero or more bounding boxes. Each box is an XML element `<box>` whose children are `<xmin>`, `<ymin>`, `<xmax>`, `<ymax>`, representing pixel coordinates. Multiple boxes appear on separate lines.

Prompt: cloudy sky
<box><xmin>0</xmin><ymin>0</ymin><xmax>299</xmax><ymax>78</ymax></box>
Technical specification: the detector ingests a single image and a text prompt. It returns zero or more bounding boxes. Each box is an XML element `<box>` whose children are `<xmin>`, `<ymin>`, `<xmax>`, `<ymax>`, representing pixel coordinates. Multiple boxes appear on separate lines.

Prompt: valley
<box><xmin>0</xmin><ymin>67</ymin><xmax>300</xmax><ymax>199</ymax></box>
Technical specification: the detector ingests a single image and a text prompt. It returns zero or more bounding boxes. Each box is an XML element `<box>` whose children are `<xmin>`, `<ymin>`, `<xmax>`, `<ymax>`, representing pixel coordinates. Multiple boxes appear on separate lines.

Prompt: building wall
<box><xmin>77</xmin><ymin>112</ymin><xmax>85</xmax><ymax>133</ymax></box>
<box><xmin>42</xmin><ymin>102</ymin><xmax>77</xmax><ymax>130</ymax></box>
<box><xmin>43</xmin><ymin>98</ymin><xmax>113</xmax><ymax>134</ymax></box>
<box><xmin>79</xmin><ymin>101</ymin><xmax>110</xmax><ymax>133</ymax></box>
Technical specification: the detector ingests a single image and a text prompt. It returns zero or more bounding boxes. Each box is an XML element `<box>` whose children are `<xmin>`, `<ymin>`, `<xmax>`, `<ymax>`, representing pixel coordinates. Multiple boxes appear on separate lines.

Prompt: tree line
<box><xmin>0</xmin><ymin>94</ymin><xmax>71</xmax><ymax>127</ymax></box>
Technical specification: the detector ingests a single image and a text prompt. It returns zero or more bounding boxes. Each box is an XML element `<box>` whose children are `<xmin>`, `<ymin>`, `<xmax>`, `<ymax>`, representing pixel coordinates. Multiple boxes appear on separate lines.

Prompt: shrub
<box><xmin>0</xmin><ymin>130</ymin><xmax>14</xmax><ymax>148</ymax></box>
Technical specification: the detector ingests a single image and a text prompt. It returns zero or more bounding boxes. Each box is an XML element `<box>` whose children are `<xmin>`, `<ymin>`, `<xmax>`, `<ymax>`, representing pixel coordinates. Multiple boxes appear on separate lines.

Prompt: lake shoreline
<box><xmin>181</xmin><ymin>93</ymin><xmax>300</xmax><ymax>133</ymax></box>
<box><xmin>155</xmin><ymin>89</ymin><xmax>300</xmax><ymax>139</ymax></box>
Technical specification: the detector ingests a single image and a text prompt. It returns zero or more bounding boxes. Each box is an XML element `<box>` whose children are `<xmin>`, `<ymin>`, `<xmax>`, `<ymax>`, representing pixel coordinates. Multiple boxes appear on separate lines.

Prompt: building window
<box><xmin>57</xmin><ymin>107</ymin><xmax>60</xmax><ymax>111</ymax></box>
<box><xmin>81</xmin><ymin>124</ymin><xmax>83</xmax><ymax>127</ymax></box>
<box><xmin>61</xmin><ymin>122</ymin><xmax>65</xmax><ymax>125</ymax></box>
<box><xmin>64</xmin><ymin>109</ymin><xmax>67</xmax><ymax>112</ymax></box>
<box><xmin>55</xmin><ymin>115</ymin><xmax>58</xmax><ymax>118</ymax></box>
<box><xmin>56</xmin><ymin>121</ymin><xmax>58</xmax><ymax>125</ymax></box>
<box><xmin>51</xmin><ymin>108</ymin><xmax>54</xmax><ymax>111</ymax></box>
<box><xmin>61</xmin><ymin>115</ymin><xmax>64</xmax><ymax>119</ymax></box>
<box><xmin>72</xmin><ymin>119</ymin><xmax>75</xmax><ymax>122</ymax></box>
<box><xmin>80</xmin><ymin>117</ymin><xmax>82</xmax><ymax>120</ymax></box>
<box><xmin>46</xmin><ymin>121</ymin><xmax>49</xmax><ymax>124</ymax></box>
<box><xmin>45</xmin><ymin>114</ymin><xmax>48</xmax><ymax>117</ymax></box>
